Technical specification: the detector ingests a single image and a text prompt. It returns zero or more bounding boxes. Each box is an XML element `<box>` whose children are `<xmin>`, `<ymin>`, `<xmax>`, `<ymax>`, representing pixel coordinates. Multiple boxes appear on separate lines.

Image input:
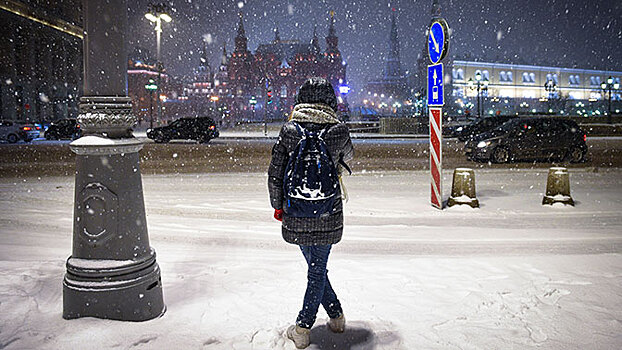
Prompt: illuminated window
<box><xmin>452</xmin><ymin>68</ymin><xmax>465</xmax><ymax>80</ymax></box>
<box><xmin>507</xmin><ymin>72</ymin><xmax>513</xmax><ymax>82</ymax></box>
<box><xmin>590</xmin><ymin>76</ymin><xmax>601</xmax><ymax>86</ymax></box>
<box><xmin>500</xmin><ymin>71</ymin><xmax>507</xmax><ymax>82</ymax></box>
<box><xmin>522</xmin><ymin>72</ymin><xmax>530</xmax><ymax>83</ymax></box>
<box><xmin>523</xmin><ymin>90</ymin><xmax>536</xmax><ymax>98</ymax></box>
<box><xmin>499</xmin><ymin>89</ymin><xmax>513</xmax><ymax>98</ymax></box>
<box><xmin>482</xmin><ymin>70</ymin><xmax>490</xmax><ymax>81</ymax></box>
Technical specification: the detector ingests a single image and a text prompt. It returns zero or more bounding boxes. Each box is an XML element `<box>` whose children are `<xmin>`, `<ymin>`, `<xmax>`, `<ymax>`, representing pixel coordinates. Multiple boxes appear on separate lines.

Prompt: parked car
<box><xmin>45</xmin><ymin>118</ymin><xmax>82</xmax><ymax>140</ymax></box>
<box><xmin>18</xmin><ymin>123</ymin><xmax>41</xmax><ymax>141</ymax></box>
<box><xmin>0</xmin><ymin>120</ymin><xmax>22</xmax><ymax>143</ymax></box>
<box><xmin>464</xmin><ymin>117</ymin><xmax>588</xmax><ymax>163</ymax></box>
<box><xmin>456</xmin><ymin>115</ymin><xmax>517</xmax><ymax>141</ymax></box>
<box><xmin>147</xmin><ymin>117</ymin><xmax>219</xmax><ymax>143</ymax></box>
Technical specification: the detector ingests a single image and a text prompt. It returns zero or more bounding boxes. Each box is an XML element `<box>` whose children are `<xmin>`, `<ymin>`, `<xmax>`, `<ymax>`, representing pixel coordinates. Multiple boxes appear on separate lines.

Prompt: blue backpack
<box><xmin>284</xmin><ymin>123</ymin><xmax>339</xmax><ymax>218</ymax></box>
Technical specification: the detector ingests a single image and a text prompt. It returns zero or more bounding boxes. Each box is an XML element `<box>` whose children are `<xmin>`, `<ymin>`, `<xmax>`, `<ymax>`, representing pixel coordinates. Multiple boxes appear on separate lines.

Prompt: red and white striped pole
<box><xmin>429</xmin><ymin>107</ymin><xmax>443</xmax><ymax>209</ymax></box>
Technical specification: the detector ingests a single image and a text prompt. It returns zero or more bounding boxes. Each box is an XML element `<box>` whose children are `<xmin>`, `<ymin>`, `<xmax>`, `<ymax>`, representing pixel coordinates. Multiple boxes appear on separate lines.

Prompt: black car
<box><xmin>456</xmin><ymin>115</ymin><xmax>517</xmax><ymax>141</ymax></box>
<box><xmin>45</xmin><ymin>118</ymin><xmax>82</xmax><ymax>140</ymax></box>
<box><xmin>147</xmin><ymin>117</ymin><xmax>219</xmax><ymax>143</ymax></box>
<box><xmin>465</xmin><ymin>117</ymin><xmax>587</xmax><ymax>163</ymax></box>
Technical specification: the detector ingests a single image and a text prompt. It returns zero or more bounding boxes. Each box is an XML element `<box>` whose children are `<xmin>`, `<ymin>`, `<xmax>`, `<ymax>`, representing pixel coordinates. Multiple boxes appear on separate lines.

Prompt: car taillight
<box><xmin>36</xmin><ymin>126</ymin><xmax>41</xmax><ymax>130</ymax></box>
<box><xmin>209</xmin><ymin>125</ymin><xmax>215</xmax><ymax>130</ymax></box>
<box><xmin>583</xmin><ymin>134</ymin><xmax>587</xmax><ymax>142</ymax></box>
<box><xmin>22</xmin><ymin>126</ymin><xmax>31</xmax><ymax>131</ymax></box>
<box><xmin>76</xmin><ymin>124</ymin><xmax>80</xmax><ymax>128</ymax></box>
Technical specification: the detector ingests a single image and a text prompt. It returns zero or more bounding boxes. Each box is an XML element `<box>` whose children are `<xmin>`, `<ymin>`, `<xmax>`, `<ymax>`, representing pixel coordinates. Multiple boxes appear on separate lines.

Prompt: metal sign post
<box><xmin>427</xmin><ymin>17</ymin><xmax>449</xmax><ymax>209</ymax></box>
<box><xmin>429</xmin><ymin>107</ymin><xmax>443</xmax><ymax>208</ymax></box>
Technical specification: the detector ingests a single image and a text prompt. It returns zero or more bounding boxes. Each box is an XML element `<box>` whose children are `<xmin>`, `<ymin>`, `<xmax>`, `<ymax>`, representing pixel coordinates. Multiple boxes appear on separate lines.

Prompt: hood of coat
<box><xmin>290</xmin><ymin>103</ymin><xmax>340</xmax><ymax>124</ymax></box>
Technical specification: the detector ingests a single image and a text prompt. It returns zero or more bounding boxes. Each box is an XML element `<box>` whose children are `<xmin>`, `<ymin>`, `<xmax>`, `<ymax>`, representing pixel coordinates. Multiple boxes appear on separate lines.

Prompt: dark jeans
<box><xmin>296</xmin><ymin>245</ymin><xmax>343</xmax><ymax>329</ymax></box>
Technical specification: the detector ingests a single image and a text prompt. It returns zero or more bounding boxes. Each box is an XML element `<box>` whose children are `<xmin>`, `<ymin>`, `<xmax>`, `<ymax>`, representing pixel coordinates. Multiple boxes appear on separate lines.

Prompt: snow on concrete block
<box><xmin>447</xmin><ymin>168</ymin><xmax>479</xmax><ymax>208</ymax></box>
<box><xmin>542</xmin><ymin>167</ymin><xmax>574</xmax><ymax>206</ymax></box>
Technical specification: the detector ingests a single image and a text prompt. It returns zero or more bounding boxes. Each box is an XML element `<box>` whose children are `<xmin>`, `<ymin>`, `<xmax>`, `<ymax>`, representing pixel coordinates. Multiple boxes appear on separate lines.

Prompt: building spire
<box><xmin>384</xmin><ymin>9</ymin><xmax>402</xmax><ymax>79</ymax></box>
<box><xmin>311</xmin><ymin>25</ymin><xmax>321</xmax><ymax>56</ymax></box>
<box><xmin>220</xmin><ymin>42</ymin><xmax>228</xmax><ymax>66</ymax></box>
<box><xmin>234</xmin><ymin>12</ymin><xmax>248</xmax><ymax>53</ymax></box>
<box><xmin>274</xmin><ymin>24</ymin><xmax>281</xmax><ymax>43</ymax></box>
<box><xmin>431</xmin><ymin>0</ymin><xmax>441</xmax><ymax>17</ymax></box>
<box><xmin>326</xmin><ymin>10</ymin><xmax>339</xmax><ymax>54</ymax></box>
<box><xmin>237</xmin><ymin>12</ymin><xmax>245</xmax><ymax>37</ymax></box>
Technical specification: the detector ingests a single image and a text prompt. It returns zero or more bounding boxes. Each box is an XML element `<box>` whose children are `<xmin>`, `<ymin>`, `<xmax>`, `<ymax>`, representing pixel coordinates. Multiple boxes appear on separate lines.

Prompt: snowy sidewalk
<box><xmin>1</xmin><ymin>169</ymin><xmax>621</xmax><ymax>349</ymax></box>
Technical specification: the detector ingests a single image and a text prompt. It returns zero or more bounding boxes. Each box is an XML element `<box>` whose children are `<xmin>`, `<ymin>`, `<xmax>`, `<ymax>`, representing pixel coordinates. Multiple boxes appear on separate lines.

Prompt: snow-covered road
<box><xmin>1</xmin><ymin>169</ymin><xmax>621</xmax><ymax>349</ymax></box>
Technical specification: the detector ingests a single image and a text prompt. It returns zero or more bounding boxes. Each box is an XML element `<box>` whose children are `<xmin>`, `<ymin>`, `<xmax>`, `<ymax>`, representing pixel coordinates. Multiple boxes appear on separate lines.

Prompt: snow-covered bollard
<box><xmin>542</xmin><ymin>167</ymin><xmax>574</xmax><ymax>206</ymax></box>
<box><xmin>447</xmin><ymin>168</ymin><xmax>479</xmax><ymax>208</ymax></box>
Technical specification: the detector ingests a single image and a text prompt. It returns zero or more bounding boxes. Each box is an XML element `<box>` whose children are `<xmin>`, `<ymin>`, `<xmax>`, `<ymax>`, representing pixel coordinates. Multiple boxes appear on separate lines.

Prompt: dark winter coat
<box><xmin>268</xmin><ymin>103</ymin><xmax>354</xmax><ymax>246</ymax></box>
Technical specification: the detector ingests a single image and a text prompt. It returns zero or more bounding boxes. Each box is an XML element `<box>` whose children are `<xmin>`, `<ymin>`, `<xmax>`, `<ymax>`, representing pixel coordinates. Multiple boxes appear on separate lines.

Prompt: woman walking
<box><xmin>268</xmin><ymin>77</ymin><xmax>354</xmax><ymax>349</ymax></box>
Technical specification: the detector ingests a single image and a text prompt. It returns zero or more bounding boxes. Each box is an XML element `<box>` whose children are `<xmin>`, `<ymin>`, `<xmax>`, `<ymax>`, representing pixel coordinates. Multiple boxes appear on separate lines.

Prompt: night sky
<box><xmin>128</xmin><ymin>0</ymin><xmax>622</xmax><ymax>101</ymax></box>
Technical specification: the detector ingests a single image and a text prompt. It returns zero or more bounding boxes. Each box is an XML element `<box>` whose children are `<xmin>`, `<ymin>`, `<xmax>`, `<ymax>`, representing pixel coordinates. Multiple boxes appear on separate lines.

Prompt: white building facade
<box><xmin>451</xmin><ymin>60</ymin><xmax>622</xmax><ymax>116</ymax></box>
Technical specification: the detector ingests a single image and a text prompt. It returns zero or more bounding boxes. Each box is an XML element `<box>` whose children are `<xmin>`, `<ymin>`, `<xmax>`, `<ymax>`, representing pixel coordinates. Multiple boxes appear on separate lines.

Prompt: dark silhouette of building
<box><xmin>364</xmin><ymin>9</ymin><xmax>410</xmax><ymax>114</ymax></box>
<box><xmin>0</xmin><ymin>0</ymin><xmax>82</xmax><ymax>123</ymax></box>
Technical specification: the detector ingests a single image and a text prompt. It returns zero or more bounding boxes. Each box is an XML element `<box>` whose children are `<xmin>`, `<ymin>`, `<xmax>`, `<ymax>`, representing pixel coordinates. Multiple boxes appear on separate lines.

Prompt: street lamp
<box><xmin>601</xmin><ymin>76</ymin><xmax>620</xmax><ymax>124</ymax></box>
<box><xmin>468</xmin><ymin>71</ymin><xmax>488</xmax><ymax>118</ymax></box>
<box><xmin>544</xmin><ymin>78</ymin><xmax>557</xmax><ymax>114</ymax></box>
<box><xmin>145</xmin><ymin>3</ymin><xmax>172</xmax><ymax>126</ymax></box>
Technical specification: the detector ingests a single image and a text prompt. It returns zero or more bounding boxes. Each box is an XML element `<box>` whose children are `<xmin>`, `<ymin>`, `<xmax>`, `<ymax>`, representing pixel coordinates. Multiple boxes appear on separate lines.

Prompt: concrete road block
<box><xmin>543</xmin><ymin>167</ymin><xmax>574</xmax><ymax>206</ymax></box>
<box><xmin>447</xmin><ymin>168</ymin><xmax>479</xmax><ymax>208</ymax></box>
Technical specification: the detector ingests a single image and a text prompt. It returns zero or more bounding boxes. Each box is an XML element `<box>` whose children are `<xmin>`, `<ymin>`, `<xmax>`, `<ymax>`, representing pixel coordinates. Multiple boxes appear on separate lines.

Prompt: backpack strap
<box><xmin>292</xmin><ymin>122</ymin><xmax>305</xmax><ymax>138</ymax></box>
<box><xmin>339</xmin><ymin>155</ymin><xmax>352</xmax><ymax>175</ymax></box>
<box><xmin>318</xmin><ymin>124</ymin><xmax>352</xmax><ymax>175</ymax></box>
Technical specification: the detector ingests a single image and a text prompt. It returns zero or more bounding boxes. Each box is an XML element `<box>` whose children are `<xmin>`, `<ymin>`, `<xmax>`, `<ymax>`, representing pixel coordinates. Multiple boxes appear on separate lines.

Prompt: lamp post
<box><xmin>63</xmin><ymin>0</ymin><xmax>164</xmax><ymax>321</ymax></box>
<box><xmin>601</xmin><ymin>76</ymin><xmax>620</xmax><ymax>124</ymax></box>
<box><xmin>544</xmin><ymin>78</ymin><xmax>557</xmax><ymax>114</ymax></box>
<box><xmin>468</xmin><ymin>71</ymin><xmax>488</xmax><ymax>118</ymax></box>
<box><xmin>145</xmin><ymin>3</ymin><xmax>172</xmax><ymax>126</ymax></box>
<box><xmin>145</xmin><ymin>79</ymin><xmax>157</xmax><ymax>129</ymax></box>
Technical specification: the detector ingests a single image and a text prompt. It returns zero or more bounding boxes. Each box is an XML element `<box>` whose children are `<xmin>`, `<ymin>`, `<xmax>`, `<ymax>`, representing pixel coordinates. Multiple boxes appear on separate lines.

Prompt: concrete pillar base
<box><xmin>447</xmin><ymin>168</ymin><xmax>480</xmax><ymax>208</ymax></box>
<box><xmin>542</xmin><ymin>167</ymin><xmax>574</xmax><ymax>206</ymax></box>
<box><xmin>63</xmin><ymin>249</ymin><xmax>165</xmax><ymax>321</ymax></box>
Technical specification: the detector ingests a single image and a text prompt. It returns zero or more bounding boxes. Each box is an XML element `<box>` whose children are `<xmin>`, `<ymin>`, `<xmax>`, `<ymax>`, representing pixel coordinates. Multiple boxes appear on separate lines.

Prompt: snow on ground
<box><xmin>1</xmin><ymin>169</ymin><xmax>622</xmax><ymax>349</ymax></box>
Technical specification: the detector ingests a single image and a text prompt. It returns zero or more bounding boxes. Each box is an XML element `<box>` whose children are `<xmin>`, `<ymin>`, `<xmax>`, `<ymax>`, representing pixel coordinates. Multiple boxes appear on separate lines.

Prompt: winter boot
<box><xmin>327</xmin><ymin>314</ymin><xmax>345</xmax><ymax>333</ymax></box>
<box><xmin>286</xmin><ymin>325</ymin><xmax>310</xmax><ymax>349</ymax></box>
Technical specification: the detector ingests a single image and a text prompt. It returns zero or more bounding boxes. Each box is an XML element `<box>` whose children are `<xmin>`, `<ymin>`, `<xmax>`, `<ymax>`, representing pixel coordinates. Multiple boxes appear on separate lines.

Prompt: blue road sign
<box><xmin>428</xmin><ymin>63</ymin><xmax>444</xmax><ymax>106</ymax></box>
<box><xmin>428</xmin><ymin>19</ymin><xmax>449</xmax><ymax>64</ymax></box>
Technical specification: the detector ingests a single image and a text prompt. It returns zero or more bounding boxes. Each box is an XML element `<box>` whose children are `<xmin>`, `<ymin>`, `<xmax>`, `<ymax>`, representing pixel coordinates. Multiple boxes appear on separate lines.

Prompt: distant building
<box><xmin>0</xmin><ymin>0</ymin><xmax>82</xmax><ymax>123</ymax></box>
<box><xmin>364</xmin><ymin>10</ymin><xmax>410</xmax><ymax>113</ymax></box>
<box><xmin>127</xmin><ymin>56</ymin><xmax>171</xmax><ymax>126</ymax></box>
<box><xmin>450</xmin><ymin>60</ymin><xmax>622</xmax><ymax>116</ymax></box>
<box><xmin>224</xmin><ymin>12</ymin><xmax>347</xmax><ymax>123</ymax></box>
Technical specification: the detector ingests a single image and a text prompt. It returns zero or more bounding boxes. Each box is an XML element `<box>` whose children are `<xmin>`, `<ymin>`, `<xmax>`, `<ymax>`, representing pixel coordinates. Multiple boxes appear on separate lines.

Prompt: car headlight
<box><xmin>146</xmin><ymin>129</ymin><xmax>152</xmax><ymax>133</ymax></box>
<box><xmin>456</xmin><ymin>126</ymin><xmax>463</xmax><ymax>132</ymax></box>
<box><xmin>477</xmin><ymin>141</ymin><xmax>490</xmax><ymax>148</ymax></box>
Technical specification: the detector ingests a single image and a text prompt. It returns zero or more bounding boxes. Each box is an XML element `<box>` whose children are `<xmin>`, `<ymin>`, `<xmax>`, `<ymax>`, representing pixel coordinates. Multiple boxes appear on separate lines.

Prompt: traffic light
<box><xmin>267</xmin><ymin>89</ymin><xmax>273</xmax><ymax>104</ymax></box>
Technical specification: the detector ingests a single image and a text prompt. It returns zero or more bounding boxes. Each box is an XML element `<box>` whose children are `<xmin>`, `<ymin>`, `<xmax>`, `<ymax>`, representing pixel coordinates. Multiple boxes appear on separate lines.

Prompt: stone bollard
<box><xmin>542</xmin><ymin>167</ymin><xmax>574</xmax><ymax>206</ymax></box>
<box><xmin>447</xmin><ymin>168</ymin><xmax>479</xmax><ymax>208</ymax></box>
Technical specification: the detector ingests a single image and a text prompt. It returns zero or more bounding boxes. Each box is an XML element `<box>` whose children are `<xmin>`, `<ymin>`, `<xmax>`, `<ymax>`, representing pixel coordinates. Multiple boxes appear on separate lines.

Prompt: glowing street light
<box><xmin>468</xmin><ymin>71</ymin><xmax>488</xmax><ymax>118</ymax></box>
<box><xmin>601</xmin><ymin>75</ymin><xmax>620</xmax><ymax>124</ymax></box>
<box><xmin>145</xmin><ymin>3</ymin><xmax>172</xmax><ymax>126</ymax></box>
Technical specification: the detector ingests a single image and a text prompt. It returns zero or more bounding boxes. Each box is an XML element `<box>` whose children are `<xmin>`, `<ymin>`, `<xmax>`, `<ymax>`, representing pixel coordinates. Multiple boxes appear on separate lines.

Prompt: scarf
<box><xmin>290</xmin><ymin>103</ymin><xmax>340</xmax><ymax>124</ymax></box>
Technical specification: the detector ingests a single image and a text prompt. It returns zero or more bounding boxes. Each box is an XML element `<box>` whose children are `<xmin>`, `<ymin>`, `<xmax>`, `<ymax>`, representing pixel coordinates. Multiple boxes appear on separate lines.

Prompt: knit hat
<box><xmin>295</xmin><ymin>77</ymin><xmax>338</xmax><ymax>112</ymax></box>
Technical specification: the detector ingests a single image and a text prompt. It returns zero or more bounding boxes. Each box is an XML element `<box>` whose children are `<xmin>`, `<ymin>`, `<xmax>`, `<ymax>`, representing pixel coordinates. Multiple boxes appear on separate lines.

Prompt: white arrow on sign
<box><xmin>433</xmin><ymin>68</ymin><xmax>438</xmax><ymax>83</ymax></box>
<box><xmin>430</xmin><ymin>30</ymin><xmax>440</xmax><ymax>53</ymax></box>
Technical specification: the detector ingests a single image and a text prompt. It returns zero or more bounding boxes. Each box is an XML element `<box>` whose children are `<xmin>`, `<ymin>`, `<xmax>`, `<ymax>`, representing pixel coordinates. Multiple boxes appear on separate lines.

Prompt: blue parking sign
<box><xmin>428</xmin><ymin>63</ymin><xmax>444</xmax><ymax>106</ymax></box>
